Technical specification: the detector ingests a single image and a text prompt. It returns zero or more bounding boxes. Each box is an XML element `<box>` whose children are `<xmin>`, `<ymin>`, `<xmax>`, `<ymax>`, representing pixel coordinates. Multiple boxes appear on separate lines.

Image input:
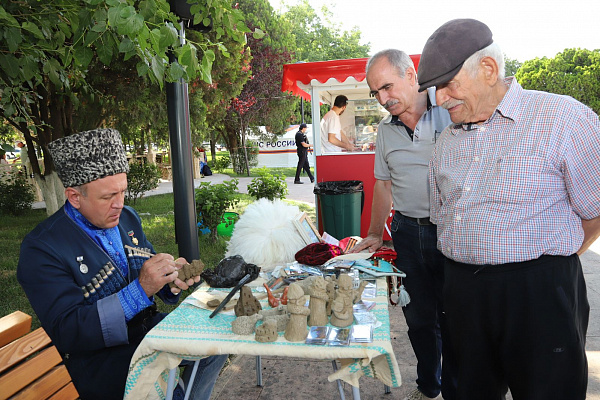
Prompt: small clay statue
<box><xmin>330</xmin><ymin>274</ymin><xmax>354</xmax><ymax>328</ymax></box>
<box><xmin>234</xmin><ymin>286</ymin><xmax>262</xmax><ymax>317</ymax></box>
<box><xmin>255</xmin><ymin>319</ymin><xmax>278</xmax><ymax>342</ymax></box>
<box><xmin>168</xmin><ymin>259</ymin><xmax>205</xmax><ymax>289</ymax></box>
<box><xmin>259</xmin><ymin>306</ymin><xmax>289</xmax><ymax>331</ymax></box>
<box><xmin>308</xmin><ymin>276</ymin><xmax>328</xmax><ymax>326</ymax></box>
<box><xmin>325</xmin><ymin>276</ymin><xmax>337</xmax><ymax>316</ymax></box>
<box><xmin>295</xmin><ymin>275</ymin><xmax>319</xmax><ymax>295</ymax></box>
<box><xmin>353</xmin><ymin>280</ymin><xmax>369</xmax><ymax>304</ymax></box>
<box><xmin>231</xmin><ymin>314</ymin><xmax>263</xmax><ymax>335</ymax></box>
<box><xmin>284</xmin><ymin>283</ymin><xmax>310</xmax><ymax>342</ymax></box>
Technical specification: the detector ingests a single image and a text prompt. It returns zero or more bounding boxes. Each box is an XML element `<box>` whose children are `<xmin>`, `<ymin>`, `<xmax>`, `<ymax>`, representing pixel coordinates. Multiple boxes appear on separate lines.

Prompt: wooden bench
<box><xmin>0</xmin><ymin>311</ymin><xmax>79</xmax><ymax>400</ymax></box>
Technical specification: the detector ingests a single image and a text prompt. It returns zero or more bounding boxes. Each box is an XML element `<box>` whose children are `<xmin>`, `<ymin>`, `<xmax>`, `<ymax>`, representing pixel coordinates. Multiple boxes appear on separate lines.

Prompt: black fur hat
<box><xmin>48</xmin><ymin>128</ymin><xmax>129</xmax><ymax>187</ymax></box>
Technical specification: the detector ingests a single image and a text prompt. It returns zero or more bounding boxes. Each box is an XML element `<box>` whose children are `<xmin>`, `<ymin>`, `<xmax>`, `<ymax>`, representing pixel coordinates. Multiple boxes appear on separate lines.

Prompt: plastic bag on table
<box><xmin>201</xmin><ymin>255</ymin><xmax>260</xmax><ymax>288</ymax></box>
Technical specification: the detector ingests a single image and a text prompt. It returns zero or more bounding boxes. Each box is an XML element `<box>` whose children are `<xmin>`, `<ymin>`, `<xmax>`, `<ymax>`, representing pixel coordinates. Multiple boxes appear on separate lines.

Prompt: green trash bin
<box><xmin>314</xmin><ymin>180</ymin><xmax>363</xmax><ymax>239</ymax></box>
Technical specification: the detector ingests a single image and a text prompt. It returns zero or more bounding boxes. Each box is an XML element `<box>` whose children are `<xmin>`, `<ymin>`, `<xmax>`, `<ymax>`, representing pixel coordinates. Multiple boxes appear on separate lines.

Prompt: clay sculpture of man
<box><xmin>308</xmin><ymin>276</ymin><xmax>328</xmax><ymax>326</ymax></box>
<box><xmin>284</xmin><ymin>283</ymin><xmax>310</xmax><ymax>342</ymax></box>
<box><xmin>330</xmin><ymin>274</ymin><xmax>354</xmax><ymax>328</ymax></box>
<box><xmin>325</xmin><ymin>275</ymin><xmax>337</xmax><ymax>316</ymax></box>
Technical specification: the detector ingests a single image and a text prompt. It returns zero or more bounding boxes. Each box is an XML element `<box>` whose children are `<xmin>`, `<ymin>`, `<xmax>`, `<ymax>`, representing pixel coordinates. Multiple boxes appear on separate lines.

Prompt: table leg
<box><xmin>166</xmin><ymin>368</ymin><xmax>177</xmax><ymax>400</ymax></box>
<box><xmin>256</xmin><ymin>355</ymin><xmax>263</xmax><ymax>387</ymax></box>
<box><xmin>351</xmin><ymin>384</ymin><xmax>361</xmax><ymax>400</ymax></box>
<box><xmin>183</xmin><ymin>361</ymin><xmax>201</xmax><ymax>400</ymax></box>
<box><xmin>331</xmin><ymin>360</ymin><xmax>346</xmax><ymax>400</ymax></box>
<box><xmin>384</xmin><ymin>385</ymin><xmax>391</xmax><ymax>394</ymax></box>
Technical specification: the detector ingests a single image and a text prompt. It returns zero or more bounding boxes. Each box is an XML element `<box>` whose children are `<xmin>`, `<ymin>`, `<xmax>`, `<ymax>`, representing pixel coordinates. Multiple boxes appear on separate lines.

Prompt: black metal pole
<box><xmin>166</xmin><ymin>22</ymin><xmax>199</xmax><ymax>262</ymax></box>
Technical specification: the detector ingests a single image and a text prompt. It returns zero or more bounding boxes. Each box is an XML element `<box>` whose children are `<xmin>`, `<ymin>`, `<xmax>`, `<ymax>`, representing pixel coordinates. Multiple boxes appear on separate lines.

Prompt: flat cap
<box><xmin>418</xmin><ymin>19</ymin><xmax>493</xmax><ymax>92</ymax></box>
<box><xmin>48</xmin><ymin>128</ymin><xmax>129</xmax><ymax>187</ymax></box>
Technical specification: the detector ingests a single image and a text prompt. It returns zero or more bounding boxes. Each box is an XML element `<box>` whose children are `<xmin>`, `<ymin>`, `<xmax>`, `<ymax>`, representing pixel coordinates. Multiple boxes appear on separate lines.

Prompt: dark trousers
<box><xmin>391</xmin><ymin>212</ymin><xmax>457</xmax><ymax>399</ymax></box>
<box><xmin>294</xmin><ymin>150</ymin><xmax>313</xmax><ymax>182</ymax></box>
<box><xmin>66</xmin><ymin>312</ymin><xmax>166</xmax><ymax>400</ymax></box>
<box><xmin>445</xmin><ymin>254</ymin><xmax>589</xmax><ymax>400</ymax></box>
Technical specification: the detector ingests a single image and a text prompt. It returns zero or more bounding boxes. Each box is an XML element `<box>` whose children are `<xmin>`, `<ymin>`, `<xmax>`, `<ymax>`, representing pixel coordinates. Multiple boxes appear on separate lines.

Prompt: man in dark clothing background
<box><xmin>294</xmin><ymin>123</ymin><xmax>315</xmax><ymax>184</ymax></box>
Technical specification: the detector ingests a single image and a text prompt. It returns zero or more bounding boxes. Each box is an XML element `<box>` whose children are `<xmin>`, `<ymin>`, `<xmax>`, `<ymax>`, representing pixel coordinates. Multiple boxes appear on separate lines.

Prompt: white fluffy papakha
<box><xmin>225</xmin><ymin>199</ymin><xmax>306</xmax><ymax>271</ymax></box>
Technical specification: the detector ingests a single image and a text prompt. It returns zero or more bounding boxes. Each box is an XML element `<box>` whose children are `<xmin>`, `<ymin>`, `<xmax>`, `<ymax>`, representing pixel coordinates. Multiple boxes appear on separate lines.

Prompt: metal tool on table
<box><xmin>209</xmin><ymin>273</ymin><xmax>252</xmax><ymax>318</ymax></box>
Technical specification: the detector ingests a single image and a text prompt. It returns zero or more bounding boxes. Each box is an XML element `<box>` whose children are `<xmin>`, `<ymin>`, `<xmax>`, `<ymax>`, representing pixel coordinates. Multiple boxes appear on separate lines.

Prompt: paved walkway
<box><xmin>32</xmin><ymin>175</ymin><xmax>600</xmax><ymax>399</ymax></box>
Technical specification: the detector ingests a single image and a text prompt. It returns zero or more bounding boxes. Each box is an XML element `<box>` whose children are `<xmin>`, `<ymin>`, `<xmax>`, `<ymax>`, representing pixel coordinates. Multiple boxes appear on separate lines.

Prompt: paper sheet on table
<box><xmin>184</xmin><ymin>289</ymin><xmax>240</xmax><ymax>311</ymax></box>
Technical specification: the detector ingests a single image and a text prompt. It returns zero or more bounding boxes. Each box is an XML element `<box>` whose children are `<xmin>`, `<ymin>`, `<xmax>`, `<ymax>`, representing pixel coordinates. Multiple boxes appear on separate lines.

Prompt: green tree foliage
<box><xmin>221</xmin><ymin>0</ymin><xmax>297</xmax><ymax>175</ymax></box>
<box><xmin>282</xmin><ymin>0</ymin><xmax>370</xmax><ymax>62</ymax></box>
<box><xmin>211</xmin><ymin>153</ymin><xmax>231</xmax><ymax>172</ymax></box>
<box><xmin>247</xmin><ymin>167</ymin><xmax>288</xmax><ymax>201</ymax></box>
<box><xmin>187</xmin><ymin>29</ymin><xmax>252</xmax><ymax>161</ymax></box>
<box><xmin>281</xmin><ymin>1</ymin><xmax>371</xmax><ymax>124</ymax></box>
<box><xmin>195</xmin><ymin>179</ymin><xmax>240</xmax><ymax>242</ymax></box>
<box><xmin>76</xmin><ymin>57</ymin><xmax>170</xmax><ymax>153</ymax></box>
<box><xmin>0</xmin><ymin>169</ymin><xmax>35</xmax><ymax>216</ymax></box>
<box><xmin>504</xmin><ymin>55</ymin><xmax>522</xmax><ymax>77</ymax></box>
<box><xmin>516</xmin><ymin>48</ymin><xmax>600</xmax><ymax>115</ymax></box>
<box><xmin>0</xmin><ymin>0</ymin><xmax>248</xmax><ymax>214</ymax></box>
<box><xmin>125</xmin><ymin>162</ymin><xmax>161</xmax><ymax>205</ymax></box>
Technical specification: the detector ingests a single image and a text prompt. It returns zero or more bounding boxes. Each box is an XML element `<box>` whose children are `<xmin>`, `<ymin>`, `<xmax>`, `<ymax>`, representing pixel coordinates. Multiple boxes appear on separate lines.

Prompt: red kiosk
<box><xmin>281</xmin><ymin>56</ymin><xmax>421</xmax><ymax>240</ymax></box>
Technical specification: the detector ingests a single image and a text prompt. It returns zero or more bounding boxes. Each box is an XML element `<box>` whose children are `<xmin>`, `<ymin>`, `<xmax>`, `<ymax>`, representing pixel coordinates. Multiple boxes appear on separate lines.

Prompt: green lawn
<box><xmin>0</xmin><ymin>191</ymin><xmax>315</xmax><ymax>329</ymax></box>
<box><xmin>208</xmin><ymin>151</ymin><xmax>299</xmax><ymax>178</ymax></box>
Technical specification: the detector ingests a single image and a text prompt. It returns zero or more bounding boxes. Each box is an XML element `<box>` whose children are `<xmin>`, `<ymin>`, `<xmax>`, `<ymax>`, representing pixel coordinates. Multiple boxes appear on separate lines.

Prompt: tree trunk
<box><xmin>240</xmin><ymin>120</ymin><xmax>250</xmax><ymax>176</ymax></box>
<box><xmin>35</xmin><ymin>172</ymin><xmax>65</xmax><ymax>215</ymax></box>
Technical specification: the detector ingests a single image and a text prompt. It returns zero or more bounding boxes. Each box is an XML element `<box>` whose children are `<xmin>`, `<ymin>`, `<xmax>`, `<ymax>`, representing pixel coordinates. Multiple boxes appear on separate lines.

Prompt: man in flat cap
<box><xmin>294</xmin><ymin>123</ymin><xmax>314</xmax><ymax>184</ymax></box>
<box><xmin>352</xmin><ymin>49</ymin><xmax>456</xmax><ymax>400</ymax></box>
<box><xmin>17</xmin><ymin>129</ymin><xmax>227</xmax><ymax>400</ymax></box>
<box><xmin>419</xmin><ymin>18</ymin><xmax>600</xmax><ymax>399</ymax></box>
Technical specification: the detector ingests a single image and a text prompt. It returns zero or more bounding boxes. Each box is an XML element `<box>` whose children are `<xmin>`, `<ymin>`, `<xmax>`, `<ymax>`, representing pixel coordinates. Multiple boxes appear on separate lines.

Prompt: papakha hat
<box><xmin>48</xmin><ymin>128</ymin><xmax>129</xmax><ymax>187</ymax></box>
<box><xmin>418</xmin><ymin>19</ymin><xmax>493</xmax><ymax>92</ymax></box>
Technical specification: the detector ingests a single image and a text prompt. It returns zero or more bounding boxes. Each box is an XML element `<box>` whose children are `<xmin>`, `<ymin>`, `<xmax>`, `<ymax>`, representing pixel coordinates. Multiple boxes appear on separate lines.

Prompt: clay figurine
<box><xmin>284</xmin><ymin>283</ymin><xmax>310</xmax><ymax>342</ymax></box>
<box><xmin>255</xmin><ymin>319</ymin><xmax>278</xmax><ymax>342</ymax></box>
<box><xmin>330</xmin><ymin>275</ymin><xmax>354</xmax><ymax>328</ymax></box>
<box><xmin>353</xmin><ymin>280</ymin><xmax>369</xmax><ymax>304</ymax></box>
<box><xmin>259</xmin><ymin>306</ymin><xmax>289</xmax><ymax>332</ymax></box>
<box><xmin>280</xmin><ymin>286</ymin><xmax>289</xmax><ymax>305</ymax></box>
<box><xmin>295</xmin><ymin>275</ymin><xmax>319</xmax><ymax>295</ymax></box>
<box><xmin>234</xmin><ymin>286</ymin><xmax>262</xmax><ymax>317</ymax></box>
<box><xmin>231</xmin><ymin>314</ymin><xmax>263</xmax><ymax>335</ymax></box>
<box><xmin>263</xmin><ymin>283</ymin><xmax>281</xmax><ymax>307</ymax></box>
<box><xmin>325</xmin><ymin>275</ymin><xmax>337</xmax><ymax>316</ymax></box>
<box><xmin>169</xmin><ymin>259</ymin><xmax>205</xmax><ymax>290</ymax></box>
<box><xmin>308</xmin><ymin>276</ymin><xmax>328</xmax><ymax>326</ymax></box>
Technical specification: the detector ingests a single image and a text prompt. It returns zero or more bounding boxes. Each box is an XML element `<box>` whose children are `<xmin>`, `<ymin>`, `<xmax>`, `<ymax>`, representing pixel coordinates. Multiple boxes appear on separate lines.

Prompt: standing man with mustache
<box><xmin>352</xmin><ymin>49</ymin><xmax>456</xmax><ymax>400</ymax></box>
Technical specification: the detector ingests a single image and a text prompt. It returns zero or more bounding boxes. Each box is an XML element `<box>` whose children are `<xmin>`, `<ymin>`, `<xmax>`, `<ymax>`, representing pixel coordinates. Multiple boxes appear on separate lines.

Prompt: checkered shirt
<box><xmin>429</xmin><ymin>78</ymin><xmax>600</xmax><ymax>265</ymax></box>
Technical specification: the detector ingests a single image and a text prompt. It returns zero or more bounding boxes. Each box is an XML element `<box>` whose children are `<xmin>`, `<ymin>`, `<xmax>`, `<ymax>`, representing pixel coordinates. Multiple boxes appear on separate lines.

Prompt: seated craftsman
<box><xmin>17</xmin><ymin>128</ymin><xmax>227</xmax><ymax>400</ymax></box>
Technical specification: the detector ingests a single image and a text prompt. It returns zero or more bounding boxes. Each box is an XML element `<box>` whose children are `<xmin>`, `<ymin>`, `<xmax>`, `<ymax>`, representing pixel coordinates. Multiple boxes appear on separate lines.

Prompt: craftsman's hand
<box><xmin>170</xmin><ymin>257</ymin><xmax>201</xmax><ymax>295</ymax></box>
<box><xmin>350</xmin><ymin>234</ymin><xmax>382</xmax><ymax>253</ymax></box>
<box><xmin>138</xmin><ymin>253</ymin><xmax>179</xmax><ymax>297</ymax></box>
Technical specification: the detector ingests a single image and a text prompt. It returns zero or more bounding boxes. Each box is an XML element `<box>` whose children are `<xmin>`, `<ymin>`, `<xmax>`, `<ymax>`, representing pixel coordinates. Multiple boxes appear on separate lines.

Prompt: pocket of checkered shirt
<box><xmin>485</xmin><ymin>156</ymin><xmax>555</xmax><ymax>204</ymax></box>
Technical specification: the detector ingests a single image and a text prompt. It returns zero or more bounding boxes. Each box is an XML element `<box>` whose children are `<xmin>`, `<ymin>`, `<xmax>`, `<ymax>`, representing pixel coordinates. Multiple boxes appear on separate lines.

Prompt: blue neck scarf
<box><xmin>65</xmin><ymin>201</ymin><xmax>129</xmax><ymax>277</ymax></box>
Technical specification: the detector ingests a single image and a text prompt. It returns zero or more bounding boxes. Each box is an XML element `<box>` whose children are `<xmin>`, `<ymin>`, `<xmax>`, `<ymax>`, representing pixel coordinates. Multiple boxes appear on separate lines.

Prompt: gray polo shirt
<box><xmin>374</xmin><ymin>98</ymin><xmax>452</xmax><ymax>218</ymax></box>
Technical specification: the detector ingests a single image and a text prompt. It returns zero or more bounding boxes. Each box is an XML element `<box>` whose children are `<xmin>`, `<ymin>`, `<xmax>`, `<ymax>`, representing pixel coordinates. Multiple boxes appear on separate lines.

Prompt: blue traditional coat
<box><xmin>17</xmin><ymin>204</ymin><xmax>179</xmax><ymax>399</ymax></box>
